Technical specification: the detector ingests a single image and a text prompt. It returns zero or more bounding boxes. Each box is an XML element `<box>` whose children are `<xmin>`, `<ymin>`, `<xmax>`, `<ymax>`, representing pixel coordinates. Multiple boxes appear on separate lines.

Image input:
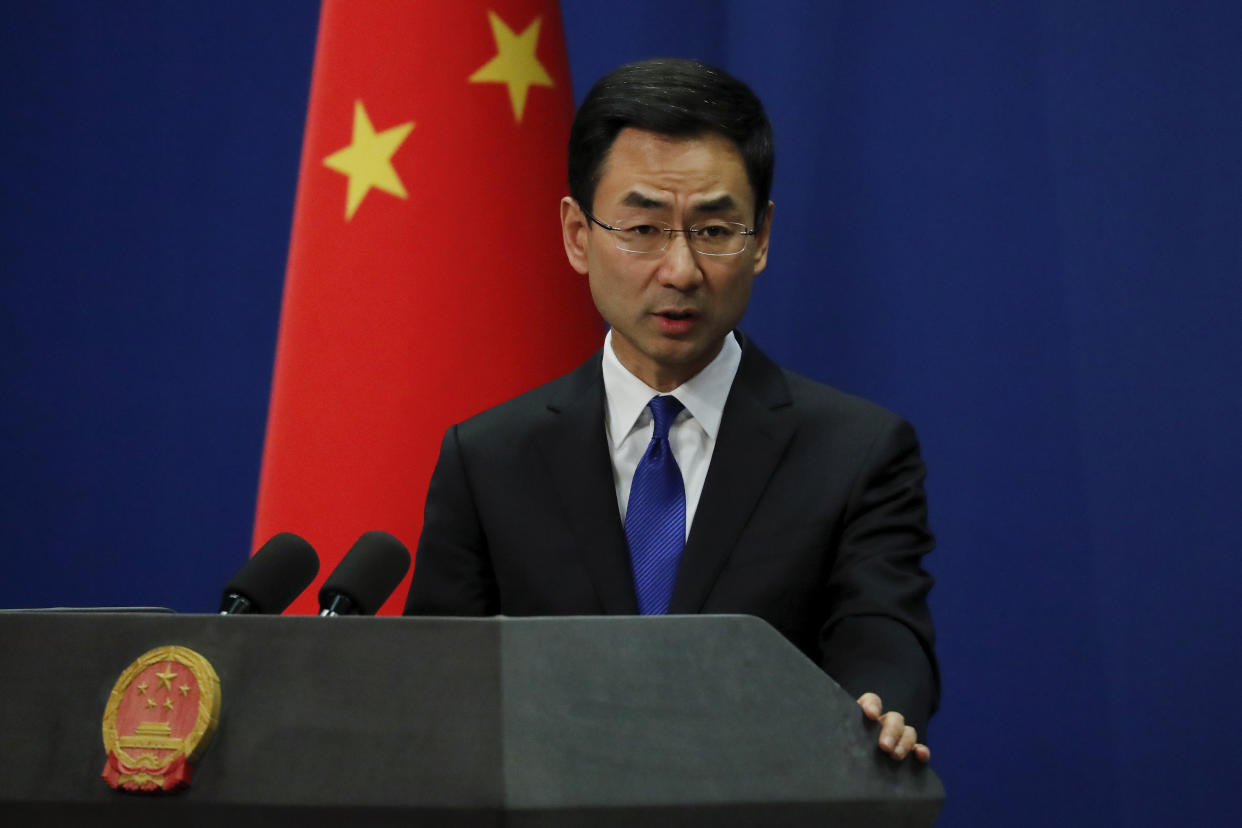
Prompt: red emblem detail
<box><xmin>101</xmin><ymin>646</ymin><xmax>220</xmax><ymax>792</ymax></box>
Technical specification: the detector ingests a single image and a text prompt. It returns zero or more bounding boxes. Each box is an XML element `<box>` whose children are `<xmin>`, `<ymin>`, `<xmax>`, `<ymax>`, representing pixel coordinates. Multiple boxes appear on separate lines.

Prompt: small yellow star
<box><xmin>163</xmin><ymin>698</ymin><xmax>175</xmax><ymax>711</ymax></box>
<box><xmin>469</xmin><ymin>12</ymin><xmax>554</xmax><ymax>122</ymax></box>
<box><xmin>136</xmin><ymin>682</ymin><xmax>148</xmax><ymax>695</ymax></box>
<box><xmin>155</xmin><ymin>668</ymin><xmax>177</xmax><ymax>690</ymax></box>
<box><xmin>323</xmin><ymin>100</ymin><xmax>414</xmax><ymax>221</ymax></box>
<box><xmin>179</xmin><ymin>684</ymin><xmax>190</xmax><ymax>696</ymax></box>
<box><xmin>145</xmin><ymin>698</ymin><xmax>157</xmax><ymax>709</ymax></box>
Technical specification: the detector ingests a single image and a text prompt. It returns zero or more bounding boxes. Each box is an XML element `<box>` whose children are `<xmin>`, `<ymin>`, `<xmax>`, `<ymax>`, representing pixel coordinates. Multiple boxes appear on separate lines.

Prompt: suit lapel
<box><xmin>536</xmin><ymin>354</ymin><xmax>639</xmax><ymax>614</ymax></box>
<box><xmin>668</xmin><ymin>339</ymin><xmax>795</xmax><ymax>613</ymax></box>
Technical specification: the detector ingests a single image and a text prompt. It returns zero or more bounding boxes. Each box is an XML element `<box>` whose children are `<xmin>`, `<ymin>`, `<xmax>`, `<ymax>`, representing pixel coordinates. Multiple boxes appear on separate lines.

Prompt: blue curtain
<box><xmin>2</xmin><ymin>2</ymin><xmax>1239</xmax><ymax>824</ymax></box>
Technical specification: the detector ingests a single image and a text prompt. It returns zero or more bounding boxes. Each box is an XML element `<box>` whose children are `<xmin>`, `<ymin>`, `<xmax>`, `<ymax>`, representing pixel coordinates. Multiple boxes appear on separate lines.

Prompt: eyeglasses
<box><xmin>581</xmin><ymin>207</ymin><xmax>756</xmax><ymax>256</ymax></box>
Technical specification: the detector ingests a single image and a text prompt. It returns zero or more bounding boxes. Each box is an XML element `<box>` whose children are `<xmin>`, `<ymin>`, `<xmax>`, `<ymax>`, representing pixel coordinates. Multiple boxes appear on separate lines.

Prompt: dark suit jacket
<box><xmin>404</xmin><ymin>335</ymin><xmax>939</xmax><ymax>733</ymax></box>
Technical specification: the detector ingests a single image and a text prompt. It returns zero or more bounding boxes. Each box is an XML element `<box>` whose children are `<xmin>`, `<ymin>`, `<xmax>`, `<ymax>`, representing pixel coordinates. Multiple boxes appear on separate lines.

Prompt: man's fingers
<box><xmin>855</xmin><ymin>692</ymin><xmax>883</xmax><ymax>720</ymax></box>
<box><xmin>877</xmin><ymin>710</ymin><xmax>906</xmax><ymax>752</ymax></box>
<box><xmin>857</xmin><ymin>693</ymin><xmax>930</xmax><ymax>762</ymax></box>
<box><xmin>892</xmin><ymin>724</ymin><xmax>918</xmax><ymax>759</ymax></box>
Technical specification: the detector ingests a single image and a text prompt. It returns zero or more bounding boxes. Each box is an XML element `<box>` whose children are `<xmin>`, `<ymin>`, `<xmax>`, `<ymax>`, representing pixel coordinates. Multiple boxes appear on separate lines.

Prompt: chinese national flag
<box><xmin>254</xmin><ymin>0</ymin><xmax>600</xmax><ymax>614</ymax></box>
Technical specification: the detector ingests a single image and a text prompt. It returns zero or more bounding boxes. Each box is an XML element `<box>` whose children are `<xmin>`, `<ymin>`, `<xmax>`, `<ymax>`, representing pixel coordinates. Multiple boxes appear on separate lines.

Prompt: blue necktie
<box><xmin>625</xmin><ymin>395</ymin><xmax>686</xmax><ymax>615</ymax></box>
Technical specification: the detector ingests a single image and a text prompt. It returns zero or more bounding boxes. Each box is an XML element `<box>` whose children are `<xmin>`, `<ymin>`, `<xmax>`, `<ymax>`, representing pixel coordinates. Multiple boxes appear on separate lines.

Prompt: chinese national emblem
<box><xmin>101</xmin><ymin>645</ymin><xmax>221</xmax><ymax>792</ymax></box>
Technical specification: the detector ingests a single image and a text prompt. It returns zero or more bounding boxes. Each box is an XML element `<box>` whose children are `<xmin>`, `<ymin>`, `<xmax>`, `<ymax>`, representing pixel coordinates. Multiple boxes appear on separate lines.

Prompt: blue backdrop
<box><xmin>3</xmin><ymin>2</ymin><xmax>1239</xmax><ymax>825</ymax></box>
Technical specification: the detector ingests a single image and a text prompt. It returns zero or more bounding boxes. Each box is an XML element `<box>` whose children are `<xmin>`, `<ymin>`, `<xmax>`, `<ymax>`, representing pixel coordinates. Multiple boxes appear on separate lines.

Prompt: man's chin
<box><xmin>650</xmin><ymin>338</ymin><xmax>722</xmax><ymax>373</ymax></box>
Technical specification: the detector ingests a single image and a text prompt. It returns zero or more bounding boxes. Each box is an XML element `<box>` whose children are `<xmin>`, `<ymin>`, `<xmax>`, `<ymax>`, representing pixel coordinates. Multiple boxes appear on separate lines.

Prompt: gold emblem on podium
<box><xmin>101</xmin><ymin>645</ymin><xmax>220</xmax><ymax>792</ymax></box>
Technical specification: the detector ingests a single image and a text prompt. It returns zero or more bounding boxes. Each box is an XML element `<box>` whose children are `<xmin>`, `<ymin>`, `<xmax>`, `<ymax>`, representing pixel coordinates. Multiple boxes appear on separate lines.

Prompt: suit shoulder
<box><xmin>780</xmin><ymin>368</ymin><xmax>908</xmax><ymax>429</ymax></box>
<box><xmin>453</xmin><ymin>354</ymin><xmax>599</xmax><ymax>441</ymax></box>
<box><xmin>736</xmin><ymin>334</ymin><xmax>908</xmax><ymax>429</ymax></box>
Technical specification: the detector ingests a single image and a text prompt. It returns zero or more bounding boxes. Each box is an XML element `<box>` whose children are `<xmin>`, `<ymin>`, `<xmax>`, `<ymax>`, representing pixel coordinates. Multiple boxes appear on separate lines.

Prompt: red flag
<box><xmin>254</xmin><ymin>0</ymin><xmax>600</xmax><ymax>614</ymax></box>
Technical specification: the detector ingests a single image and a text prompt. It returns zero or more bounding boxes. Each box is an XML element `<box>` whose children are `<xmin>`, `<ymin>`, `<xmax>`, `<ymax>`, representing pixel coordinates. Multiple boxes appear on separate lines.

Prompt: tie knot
<box><xmin>646</xmin><ymin>395</ymin><xmax>684</xmax><ymax>440</ymax></box>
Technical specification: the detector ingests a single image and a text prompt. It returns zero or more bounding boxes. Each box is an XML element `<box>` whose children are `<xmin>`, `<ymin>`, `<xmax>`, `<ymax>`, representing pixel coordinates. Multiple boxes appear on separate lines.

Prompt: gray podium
<box><xmin>0</xmin><ymin>612</ymin><xmax>943</xmax><ymax>826</ymax></box>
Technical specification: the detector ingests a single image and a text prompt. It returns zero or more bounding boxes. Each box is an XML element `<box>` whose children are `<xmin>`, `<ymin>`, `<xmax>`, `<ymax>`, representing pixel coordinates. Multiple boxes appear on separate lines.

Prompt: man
<box><xmin>405</xmin><ymin>58</ymin><xmax>937</xmax><ymax>762</ymax></box>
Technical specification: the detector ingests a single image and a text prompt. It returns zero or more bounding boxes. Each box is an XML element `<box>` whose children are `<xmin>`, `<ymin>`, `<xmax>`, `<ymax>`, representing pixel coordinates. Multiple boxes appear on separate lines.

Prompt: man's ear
<box><xmin>561</xmin><ymin>197</ymin><xmax>590</xmax><ymax>275</ymax></box>
<box><xmin>752</xmin><ymin>200</ymin><xmax>774</xmax><ymax>276</ymax></box>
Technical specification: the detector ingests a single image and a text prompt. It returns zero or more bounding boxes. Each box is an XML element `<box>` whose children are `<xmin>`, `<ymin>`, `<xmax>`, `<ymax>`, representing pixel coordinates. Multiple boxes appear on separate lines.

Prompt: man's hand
<box><xmin>856</xmin><ymin>692</ymin><xmax>930</xmax><ymax>762</ymax></box>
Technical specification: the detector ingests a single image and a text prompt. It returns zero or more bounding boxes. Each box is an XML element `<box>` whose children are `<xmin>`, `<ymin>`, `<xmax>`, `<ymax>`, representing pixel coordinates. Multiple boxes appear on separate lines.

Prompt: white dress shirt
<box><xmin>601</xmin><ymin>329</ymin><xmax>743</xmax><ymax>537</ymax></box>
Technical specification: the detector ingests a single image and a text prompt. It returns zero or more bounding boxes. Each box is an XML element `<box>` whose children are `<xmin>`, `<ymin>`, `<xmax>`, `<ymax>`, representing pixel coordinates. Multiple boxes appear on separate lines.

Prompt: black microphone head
<box><xmin>318</xmin><ymin>531</ymin><xmax>410</xmax><ymax>615</ymax></box>
<box><xmin>220</xmin><ymin>532</ymin><xmax>319</xmax><ymax>614</ymax></box>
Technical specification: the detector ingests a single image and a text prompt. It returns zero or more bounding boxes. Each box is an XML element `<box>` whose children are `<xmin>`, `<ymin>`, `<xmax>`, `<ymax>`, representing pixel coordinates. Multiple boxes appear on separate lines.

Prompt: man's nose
<box><xmin>656</xmin><ymin>231</ymin><xmax>703</xmax><ymax>290</ymax></box>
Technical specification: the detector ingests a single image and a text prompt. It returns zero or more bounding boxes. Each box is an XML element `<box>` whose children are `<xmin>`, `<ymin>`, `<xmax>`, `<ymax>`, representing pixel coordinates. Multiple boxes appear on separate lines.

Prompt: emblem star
<box><xmin>155</xmin><ymin>668</ymin><xmax>178</xmax><ymax>690</ymax></box>
<box><xmin>136</xmin><ymin>682</ymin><xmax>148</xmax><ymax>695</ymax></box>
<box><xmin>163</xmin><ymin>698</ymin><xmax>175</xmax><ymax>711</ymax></box>
<box><xmin>468</xmin><ymin>12</ymin><xmax>554</xmax><ymax>122</ymax></box>
<box><xmin>145</xmin><ymin>698</ymin><xmax>157</xmax><ymax>709</ymax></box>
<box><xmin>179</xmin><ymin>684</ymin><xmax>190</xmax><ymax>696</ymax></box>
<box><xmin>323</xmin><ymin>100</ymin><xmax>415</xmax><ymax>221</ymax></box>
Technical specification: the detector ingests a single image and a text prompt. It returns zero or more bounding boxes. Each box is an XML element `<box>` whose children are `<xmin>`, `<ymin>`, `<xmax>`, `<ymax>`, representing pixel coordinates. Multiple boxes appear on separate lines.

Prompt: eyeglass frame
<box><xmin>579</xmin><ymin>205</ymin><xmax>758</xmax><ymax>256</ymax></box>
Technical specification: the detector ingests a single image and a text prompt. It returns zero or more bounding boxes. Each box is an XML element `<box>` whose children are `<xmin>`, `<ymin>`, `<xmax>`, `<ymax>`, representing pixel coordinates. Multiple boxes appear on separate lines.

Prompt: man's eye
<box><xmin>697</xmin><ymin>224</ymin><xmax>734</xmax><ymax>239</ymax></box>
<box><xmin>627</xmin><ymin>224</ymin><xmax>660</xmax><ymax>236</ymax></box>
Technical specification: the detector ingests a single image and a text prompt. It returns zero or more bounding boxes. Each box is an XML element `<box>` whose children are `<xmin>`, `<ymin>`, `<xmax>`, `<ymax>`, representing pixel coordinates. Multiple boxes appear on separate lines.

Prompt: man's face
<box><xmin>561</xmin><ymin>128</ymin><xmax>772</xmax><ymax>391</ymax></box>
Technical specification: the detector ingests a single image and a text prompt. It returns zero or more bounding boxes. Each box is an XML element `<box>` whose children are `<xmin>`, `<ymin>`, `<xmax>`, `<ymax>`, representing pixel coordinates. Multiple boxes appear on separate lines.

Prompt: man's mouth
<box><xmin>653</xmin><ymin>309</ymin><xmax>699</xmax><ymax>334</ymax></box>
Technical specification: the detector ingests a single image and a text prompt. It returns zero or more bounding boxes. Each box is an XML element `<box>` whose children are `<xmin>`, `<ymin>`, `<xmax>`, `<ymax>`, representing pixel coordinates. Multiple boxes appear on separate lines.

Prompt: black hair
<box><xmin>568</xmin><ymin>58</ymin><xmax>774</xmax><ymax>225</ymax></box>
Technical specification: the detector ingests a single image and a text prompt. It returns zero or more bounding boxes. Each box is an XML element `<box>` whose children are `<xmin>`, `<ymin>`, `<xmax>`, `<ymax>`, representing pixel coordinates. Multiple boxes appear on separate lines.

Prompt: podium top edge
<box><xmin>0</xmin><ymin>606</ymin><xmax>177</xmax><ymax>614</ymax></box>
<box><xmin>0</xmin><ymin>610</ymin><xmax>768</xmax><ymax>627</ymax></box>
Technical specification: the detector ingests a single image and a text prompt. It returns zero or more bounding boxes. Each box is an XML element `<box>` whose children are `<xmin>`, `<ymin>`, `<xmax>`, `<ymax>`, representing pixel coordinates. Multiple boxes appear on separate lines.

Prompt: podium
<box><xmin>0</xmin><ymin>612</ymin><xmax>943</xmax><ymax>826</ymax></box>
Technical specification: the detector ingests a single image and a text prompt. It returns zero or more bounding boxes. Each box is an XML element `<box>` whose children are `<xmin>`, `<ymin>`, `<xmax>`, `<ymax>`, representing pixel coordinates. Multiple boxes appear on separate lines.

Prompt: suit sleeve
<box><xmin>403</xmin><ymin>425</ymin><xmax>500</xmax><ymax>616</ymax></box>
<box><xmin>819</xmin><ymin>416</ymin><xmax>939</xmax><ymax>736</ymax></box>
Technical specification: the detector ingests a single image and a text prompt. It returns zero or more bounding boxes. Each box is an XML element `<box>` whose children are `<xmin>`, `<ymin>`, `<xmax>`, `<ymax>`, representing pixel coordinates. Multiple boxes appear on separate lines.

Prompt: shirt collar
<box><xmin>601</xmin><ymin>329</ymin><xmax>742</xmax><ymax>448</ymax></box>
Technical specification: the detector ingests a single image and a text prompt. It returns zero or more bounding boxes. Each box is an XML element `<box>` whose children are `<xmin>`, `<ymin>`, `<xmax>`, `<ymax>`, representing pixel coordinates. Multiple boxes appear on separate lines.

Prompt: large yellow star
<box><xmin>468</xmin><ymin>12</ymin><xmax>554</xmax><ymax>122</ymax></box>
<box><xmin>155</xmin><ymin>668</ymin><xmax>178</xmax><ymax>690</ymax></box>
<box><xmin>323</xmin><ymin>100</ymin><xmax>415</xmax><ymax>221</ymax></box>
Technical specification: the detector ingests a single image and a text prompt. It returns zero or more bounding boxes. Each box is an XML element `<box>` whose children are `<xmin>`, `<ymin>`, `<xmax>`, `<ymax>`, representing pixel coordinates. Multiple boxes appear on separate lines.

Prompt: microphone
<box><xmin>318</xmin><ymin>531</ymin><xmax>410</xmax><ymax>616</ymax></box>
<box><xmin>219</xmin><ymin>533</ymin><xmax>320</xmax><ymax>614</ymax></box>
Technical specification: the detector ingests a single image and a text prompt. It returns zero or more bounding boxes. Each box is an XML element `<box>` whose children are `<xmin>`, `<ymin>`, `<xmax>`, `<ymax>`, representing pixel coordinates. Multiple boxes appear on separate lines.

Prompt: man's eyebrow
<box><xmin>620</xmin><ymin>191</ymin><xmax>667</xmax><ymax>209</ymax></box>
<box><xmin>690</xmin><ymin>195</ymin><xmax>739</xmax><ymax>214</ymax></box>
